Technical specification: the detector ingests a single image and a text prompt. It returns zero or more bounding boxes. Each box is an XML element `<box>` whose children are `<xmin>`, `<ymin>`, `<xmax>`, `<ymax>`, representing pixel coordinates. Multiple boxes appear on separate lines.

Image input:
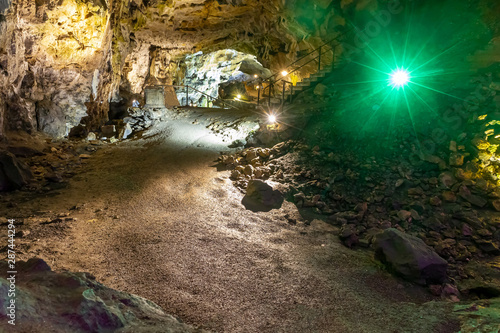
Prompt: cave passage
<box><xmin>1</xmin><ymin>0</ymin><xmax>500</xmax><ymax>332</ymax></box>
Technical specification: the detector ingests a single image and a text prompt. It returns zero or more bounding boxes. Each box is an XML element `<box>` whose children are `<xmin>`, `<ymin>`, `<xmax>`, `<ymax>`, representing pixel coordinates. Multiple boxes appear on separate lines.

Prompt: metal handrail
<box><xmin>259</xmin><ymin>45</ymin><xmax>336</xmax><ymax>108</ymax></box>
<box><xmin>250</xmin><ymin>28</ymin><xmax>353</xmax><ymax>88</ymax></box>
<box><xmin>250</xmin><ymin>28</ymin><xmax>356</xmax><ymax>109</ymax></box>
<box><xmin>150</xmin><ymin>84</ymin><xmax>241</xmax><ymax>110</ymax></box>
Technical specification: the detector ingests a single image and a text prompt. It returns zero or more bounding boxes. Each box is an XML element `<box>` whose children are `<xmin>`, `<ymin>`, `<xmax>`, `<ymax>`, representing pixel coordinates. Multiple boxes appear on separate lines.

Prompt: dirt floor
<box><xmin>1</xmin><ymin>110</ymin><xmax>459</xmax><ymax>332</ymax></box>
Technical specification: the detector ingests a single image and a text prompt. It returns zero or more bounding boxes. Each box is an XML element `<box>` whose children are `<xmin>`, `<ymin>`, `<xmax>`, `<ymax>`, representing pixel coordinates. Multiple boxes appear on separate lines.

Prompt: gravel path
<box><xmin>9</xmin><ymin>111</ymin><xmax>457</xmax><ymax>332</ymax></box>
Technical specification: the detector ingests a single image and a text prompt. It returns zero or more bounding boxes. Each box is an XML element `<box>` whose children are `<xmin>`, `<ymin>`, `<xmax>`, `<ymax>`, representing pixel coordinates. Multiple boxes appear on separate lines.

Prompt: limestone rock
<box><xmin>0</xmin><ymin>258</ymin><xmax>197</xmax><ymax>332</ymax></box>
<box><xmin>242</xmin><ymin>180</ymin><xmax>284</xmax><ymax>212</ymax></box>
<box><xmin>374</xmin><ymin>228</ymin><xmax>448</xmax><ymax>285</ymax></box>
<box><xmin>87</xmin><ymin>132</ymin><xmax>97</xmax><ymax>141</ymax></box>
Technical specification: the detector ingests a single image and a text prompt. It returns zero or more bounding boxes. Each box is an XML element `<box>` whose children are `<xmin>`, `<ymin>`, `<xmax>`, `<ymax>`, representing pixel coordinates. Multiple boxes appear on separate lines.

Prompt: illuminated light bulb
<box><xmin>236</xmin><ymin>94</ymin><xmax>242</xmax><ymax>100</ymax></box>
<box><xmin>254</xmin><ymin>74</ymin><xmax>258</xmax><ymax>78</ymax></box>
<box><xmin>281</xmin><ymin>70</ymin><xmax>288</xmax><ymax>76</ymax></box>
<box><xmin>256</xmin><ymin>86</ymin><xmax>260</xmax><ymax>89</ymax></box>
<box><xmin>390</xmin><ymin>69</ymin><xmax>410</xmax><ymax>88</ymax></box>
<box><xmin>268</xmin><ymin>114</ymin><xmax>277</xmax><ymax>123</ymax></box>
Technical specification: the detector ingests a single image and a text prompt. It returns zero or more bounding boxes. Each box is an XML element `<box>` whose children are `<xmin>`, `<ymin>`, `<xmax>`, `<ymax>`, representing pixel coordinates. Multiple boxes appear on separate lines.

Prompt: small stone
<box><xmin>439</xmin><ymin>172</ymin><xmax>457</xmax><ymax>188</ymax></box>
<box><xmin>429</xmin><ymin>285</ymin><xmax>442</xmax><ymax>296</ymax></box>
<box><xmin>87</xmin><ymin>132</ymin><xmax>97</xmax><ymax>141</ymax></box>
<box><xmin>293</xmin><ymin>192</ymin><xmax>305</xmax><ymax>203</ymax></box>
<box><xmin>245</xmin><ymin>150</ymin><xmax>258</xmax><ymax>161</ymax></box>
<box><xmin>442</xmin><ymin>191</ymin><xmax>457</xmax><ymax>202</ymax></box>
<box><xmin>258</xmin><ymin>149</ymin><xmax>270</xmax><ymax>158</ymax></box>
<box><xmin>449</xmin><ymin>141</ymin><xmax>457</xmax><ymax>152</ymax></box>
<box><xmin>397</xmin><ymin>210</ymin><xmax>412</xmax><ymax>221</ymax></box>
<box><xmin>250</xmin><ymin>158</ymin><xmax>261</xmax><ymax>167</ymax></box>
<box><xmin>475</xmin><ymin>240</ymin><xmax>500</xmax><ymax>254</ymax></box>
<box><xmin>254</xmin><ymin>168</ymin><xmax>263</xmax><ymax>178</ymax></box>
<box><xmin>492</xmin><ymin>199</ymin><xmax>500</xmax><ymax>212</ymax></box>
<box><xmin>462</xmin><ymin>224</ymin><xmax>473</xmax><ymax>236</ymax></box>
<box><xmin>79</xmin><ymin>154</ymin><xmax>91</xmax><ymax>159</ymax></box>
<box><xmin>442</xmin><ymin>284</ymin><xmax>460</xmax><ymax>297</ymax></box>
<box><xmin>430</xmin><ymin>196</ymin><xmax>442</xmax><ymax>206</ymax></box>
<box><xmin>120</xmin><ymin>124</ymin><xmax>133</xmax><ymax>140</ymax></box>
<box><xmin>408</xmin><ymin>187</ymin><xmax>424</xmax><ymax>196</ymax></box>
<box><xmin>449</xmin><ymin>153</ymin><xmax>464</xmax><ymax>166</ymax></box>
<box><xmin>243</xmin><ymin>165</ymin><xmax>254</xmax><ymax>176</ymax></box>
<box><xmin>477</xmin><ymin>229</ymin><xmax>492</xmax><ymax>237</ymax></box>
<box><xmin>472</xmin><ymin>137</ymin><xmax>490</xmax><ymax>150</ymax></box>
<box><xmin>230</xmin><ymin>170</ymin><xmax>241</xmax><ymax>180</ymax></box>
<box><xmin>15</xmin><ymin>230</ymin><xmax>30</xmax><ymax>238</ymax></box>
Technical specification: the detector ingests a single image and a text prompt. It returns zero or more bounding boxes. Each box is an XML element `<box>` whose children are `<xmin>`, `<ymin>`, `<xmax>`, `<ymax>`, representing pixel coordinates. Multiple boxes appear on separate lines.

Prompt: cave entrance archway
<box><xmin>174</xmin><ymin>49</ymin><xmax>272</xmax><ymax>108</ymax></box>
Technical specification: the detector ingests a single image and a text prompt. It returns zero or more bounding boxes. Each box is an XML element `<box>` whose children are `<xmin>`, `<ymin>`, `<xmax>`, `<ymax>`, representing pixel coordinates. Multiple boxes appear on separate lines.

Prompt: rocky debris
<box><xmin>0</xmin><ymin>151</ymin><xmax>32</xmax><ymax>191</ymax></box>
<box><xmin>241</xmin><ymin>180</ymin><xmax>284</xmax><ymax>212</ymax></box>
<box><xmin>374</xmin><ymin>228</ymin><xmax>448</xmax><ymax>285</ymax></box>
<box><xmin>0</xmin><ymin>136</ymin><xmax>104</xmax><ymax>193</ymax></box>
<box><xmin>0</xmin><ymin>258</ymin><xmax>199</xmax><ymax>333</ymax></box>
<box><xmin>123</xmin><ymin>107</ymin><xmax>169</xmax><ymax>133</ymax></box>
<box><xmin>220</xmin><ymin>131</ymin><xmax>500</xmax><ymax>287</ymax></box>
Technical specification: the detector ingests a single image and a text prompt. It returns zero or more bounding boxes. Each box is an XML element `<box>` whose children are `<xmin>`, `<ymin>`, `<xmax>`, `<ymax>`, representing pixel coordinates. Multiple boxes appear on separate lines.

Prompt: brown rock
<box><xmin>243</xmin><ymin>165</ymin><xmax>254</xmax><ymax>176</ymax></box>
<box><xmin>442</xmin><ymin>191</ymin><xmax>457</xmax><ymax>202</ymax></box>
<box><xmin>449</xmin><ymin>141</ymin><xmax>457</xmax><ymax>152</ymax></box>
<box><xmin>408</xmin><ymin>187</ymin><xmax>424</xmax><ymax>196</ymax></box>
<box><xmin>492</xmin><ymin>199</ymin><xmax>500</xmax><ymax>211</ymax></box>
<box><xmin>439</xmin><ymin>172</ymin><xmax>457</xmax><ymax>188</ymax></box>
<box><xmin>449</xmin><ymin>153</ymin><xmax>464</xmax><ymax>166</ymax></box>
<box><xmin>430</xmin><ymin>196</ymin><xmax>442</xmax><ymax>206</ymax></box>
<box><xmin>245</xmin><ymin>150</ymin><xmax>258</xmax><ymax>161</ymax></box>
<box><xmin>458</xmin><ymin>186</ymin><xmax>487</xmax><ymax>208</ymax></box>
<box><xmin>397</xmin><ymin>210</ymin><xmax>412</xmax><ymax>221</ymax></box>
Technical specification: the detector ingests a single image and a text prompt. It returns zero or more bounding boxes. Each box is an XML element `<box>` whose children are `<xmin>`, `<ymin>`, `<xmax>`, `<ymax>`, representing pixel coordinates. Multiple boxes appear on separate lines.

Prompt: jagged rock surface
<box><xmin>0</xmin><ymin>258</ymin><xmax>201</xmax><ymax>333</ymax></box>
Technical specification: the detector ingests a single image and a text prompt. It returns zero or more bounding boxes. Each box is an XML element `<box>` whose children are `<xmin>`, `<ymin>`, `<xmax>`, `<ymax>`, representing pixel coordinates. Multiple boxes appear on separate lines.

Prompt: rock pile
<box><xmin>0</xmin><ymin>138</ymin><xmax>101</xmax><ymax>193</ymax></box>
<box><xmin>219</xmin><ymin>138</ymin><xmax>500</xmax><ymax>287</ymax></box>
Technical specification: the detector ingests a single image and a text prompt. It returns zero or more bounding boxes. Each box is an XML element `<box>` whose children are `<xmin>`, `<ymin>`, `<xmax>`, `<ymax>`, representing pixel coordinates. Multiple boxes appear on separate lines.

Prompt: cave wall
<box><xmin>1</xmin><ymin>0</ymin><xmax>496</xmax><ymax>140</ymax></box>
<box><xmin>0</xmin><ymin>0</ymin><xmax>358</xmax><ymax>138</ymax></box>
<box><xmin>0</xmin><ymin>0</ymin><xmax>110</xmax><ymax>139</ymax></box>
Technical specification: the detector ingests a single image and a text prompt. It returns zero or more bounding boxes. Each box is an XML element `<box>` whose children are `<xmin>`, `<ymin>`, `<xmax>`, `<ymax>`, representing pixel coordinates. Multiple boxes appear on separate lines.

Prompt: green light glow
<box><xmin>389</xmin><ymin>69</ymin><xmax>410</xmax><ymax>88</ymax></box>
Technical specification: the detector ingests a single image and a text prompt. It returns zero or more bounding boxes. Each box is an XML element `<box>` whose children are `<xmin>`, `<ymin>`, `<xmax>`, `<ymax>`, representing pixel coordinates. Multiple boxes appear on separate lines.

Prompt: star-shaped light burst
<box><xmin>389</xmin><ymin>68</ymin><xmax>411</xmax><ymax>89</ymax></box>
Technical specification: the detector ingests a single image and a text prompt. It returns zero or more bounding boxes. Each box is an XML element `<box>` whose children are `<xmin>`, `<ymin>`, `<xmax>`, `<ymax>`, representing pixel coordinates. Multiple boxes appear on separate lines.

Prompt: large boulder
<box><xmin>374</xmin><ymin>228</ymin><xmax>448</xmax><ymax>285</ymax></box>
<box><xmin>0</xmin><ymin>258</ymin><xmax>198</xmax><ymax>333</ymax></box>
<box><xmin>0</xmin><ymin>151</ymin><xmax>32</xmax><ymax>191</ymax></box>
<box><xmin>242</xmin><ymin>180</ymin><xmax>284</xmax><ymax>212</ymax></box>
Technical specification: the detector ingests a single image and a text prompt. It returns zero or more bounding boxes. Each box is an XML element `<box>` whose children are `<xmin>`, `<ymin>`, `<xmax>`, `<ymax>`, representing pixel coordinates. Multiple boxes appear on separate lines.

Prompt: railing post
<box><xmin>318</xmin><ymin>46</ymin><xmax>322</xmax><ymax>72</ymax></box>
<box><xmin>282</xmin><ymin>81</ymin><xmax>286</xmax><ymax>110</ymax></box>
<box><xmin>257</xmin><ymin>87</ymin><xmax>260</xmax><ymax>105</ymax></box>
<box><xmin>268</xmin><ymin>81</ymin><xmax>272</xmax><ymax>107</ymax></box>
<box><xmin>185</xmin><ymin>86</ymin><xmax>189</xmax><ymax>106</ymax></box>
